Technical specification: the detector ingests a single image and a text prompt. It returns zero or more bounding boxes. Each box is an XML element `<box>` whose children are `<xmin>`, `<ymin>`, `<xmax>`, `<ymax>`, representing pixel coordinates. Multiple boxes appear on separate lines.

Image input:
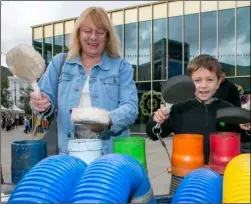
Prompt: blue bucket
<box><xmin>172</xmin><ymin>168</ymin><xmax>222</xmax><ymax>203</ymax></box>
<box><xmin>11</xmin><ymin>140</ymin><xmax>47</xmax><ymax>184</ymax></box>
<box><xmin>155</xmin><ymin>194</ymin><xmax>173</xmax><ymax>203</ymax></box>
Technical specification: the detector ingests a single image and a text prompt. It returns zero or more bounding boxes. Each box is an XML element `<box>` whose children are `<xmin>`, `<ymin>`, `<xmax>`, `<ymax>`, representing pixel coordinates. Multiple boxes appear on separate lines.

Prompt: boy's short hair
<box><xmin>187</xmin><ymin>54</ymin><xmax>222</xmax><ymax>78</ymax></box>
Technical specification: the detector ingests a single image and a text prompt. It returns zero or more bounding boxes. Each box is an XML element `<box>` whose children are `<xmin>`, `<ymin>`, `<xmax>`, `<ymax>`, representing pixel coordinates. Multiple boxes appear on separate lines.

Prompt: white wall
<box><xmin>8</xmin><ymin>76</ymin><xmax>31</xmax><ymax>107</ymax></box>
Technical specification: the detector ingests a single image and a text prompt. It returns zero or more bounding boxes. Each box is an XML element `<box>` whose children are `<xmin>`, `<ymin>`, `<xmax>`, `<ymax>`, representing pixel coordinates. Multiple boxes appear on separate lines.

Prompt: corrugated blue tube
<box><xmin>8</xmin><ymin>155</ymin><xmax>88</xmax><ymax>203</ymax></box>
<box><xmin>70</xmin><ymin>154</ymin><xmax>156</xmax><ymax>203</ymax></box>
<box><xmin>171</xmin><ymin>168</ymin><xmax>222</xmax><ymax>203</ymax></box>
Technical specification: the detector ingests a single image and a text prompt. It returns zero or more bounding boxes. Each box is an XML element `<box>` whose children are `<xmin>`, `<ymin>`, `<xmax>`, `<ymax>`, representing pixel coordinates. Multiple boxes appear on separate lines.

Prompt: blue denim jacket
<box><xmin>38</xmin><ymin>52</ymin><xmax>138</xmax><ymax>154</ymax></box>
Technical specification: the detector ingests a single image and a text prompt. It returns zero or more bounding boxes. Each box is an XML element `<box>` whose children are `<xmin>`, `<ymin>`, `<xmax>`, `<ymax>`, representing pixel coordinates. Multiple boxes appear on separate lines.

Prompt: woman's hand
<box><xmin>240</xmin><ymin>122</ymin><xmax>251</xmax><ymax>131</ymax></box>
<box><xmin>30</xmin><ymin>91</ymin><xmax>51</xmax><ymax>112</ymax></box>
<box><xmin>88</xmin><ymin>117</ymin><xmax>112</xmax><ymax>133</ymax></box>
<box><xmin>153</xmin><ymin>104</ymin><xmax>170</xmax><ymax>124</ymax></box>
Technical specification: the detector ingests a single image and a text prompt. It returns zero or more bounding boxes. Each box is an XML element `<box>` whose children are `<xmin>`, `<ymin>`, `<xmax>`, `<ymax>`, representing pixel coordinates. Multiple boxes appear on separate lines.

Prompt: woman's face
<box><xmin>191</xmin><ymin>68</ymin><xmax>220</xmax><ymax>104</ymax></box>
<box><xmin>79</xmin><ymin>16</ymin><xmax>107</xmax><ymax>57</ymax></box>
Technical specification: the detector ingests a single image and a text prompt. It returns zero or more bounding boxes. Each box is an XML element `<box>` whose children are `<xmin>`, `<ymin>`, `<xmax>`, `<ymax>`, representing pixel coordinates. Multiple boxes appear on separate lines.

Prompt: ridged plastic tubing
<box><xmin>70</xmin><ymin>154</ymin><xmax>156</xmax><ymax>203</ymax></box>
<box><xmin>169</xmin><ymin>174</ymin><xmax>184</xmax><ymax>195</ymax></box>
<box><xmin>8</xmin><ymin>155</ymin><xmax>88</xmax><ymax>203</ymax></box>
<box><xmin>171</xmin><ymin>168</ymin><xmax>222</xmax><ymax>203</ymax></box>
<box><xmin>223</xmin><ymin>153</ymin><xmax>250</xmax><ymax>203</ymax></box>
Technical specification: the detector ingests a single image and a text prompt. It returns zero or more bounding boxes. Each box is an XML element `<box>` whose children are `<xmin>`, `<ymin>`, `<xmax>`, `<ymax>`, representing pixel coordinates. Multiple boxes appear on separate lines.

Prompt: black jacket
<box><xmin>214</xmin><ymin>79</ymin><xmax>241</xmax><ymax>107</ymax></box>
<box><xmin>146</xmin><ymin>98</ymin><xmax>240</xmax><ymax>164</ymax></box>
<box><xmin>240</xmin><ymin>129</ymin><xmax>251</xmax><ymax>153</ymax></box>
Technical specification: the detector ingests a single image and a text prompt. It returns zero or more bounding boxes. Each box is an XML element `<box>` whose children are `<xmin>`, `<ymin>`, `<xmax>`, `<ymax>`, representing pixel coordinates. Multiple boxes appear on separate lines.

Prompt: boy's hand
<box><xmin>240</xmin><ymin>122</ymin><xmax>251</xmax><ymax>131</ymax></box>
<box><xmin>153</xmin><ymin>104</ymin><xmax>170</xmax><ymax>124</ymax></box>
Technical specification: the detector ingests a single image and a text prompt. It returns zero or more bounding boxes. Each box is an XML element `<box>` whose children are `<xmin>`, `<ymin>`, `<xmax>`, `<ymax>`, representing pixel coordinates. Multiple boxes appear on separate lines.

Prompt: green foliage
<box><xmin>1</xmin><ymin>76</ymin><xmax>13</xmax><ymax>108</ymax></box>
<box><xmin>20</xmin><ymin>86</ymin><xmax>32</xmax><ymax>116</ymax></box>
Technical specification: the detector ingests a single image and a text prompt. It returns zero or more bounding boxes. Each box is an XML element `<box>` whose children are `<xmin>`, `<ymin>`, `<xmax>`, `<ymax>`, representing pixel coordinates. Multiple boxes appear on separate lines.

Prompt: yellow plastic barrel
<box><xmin>223</xmin><ymin>153</ymin><xmax>250</xmax><ymax>203</ymax></box>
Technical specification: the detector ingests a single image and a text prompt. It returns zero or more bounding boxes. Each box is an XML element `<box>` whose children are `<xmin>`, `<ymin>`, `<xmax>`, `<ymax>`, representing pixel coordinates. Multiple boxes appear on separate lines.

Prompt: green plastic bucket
<box><xmin>113</xmin><ymin>137</ymin><xmax>147</xmax><ymax>170</ymax></box>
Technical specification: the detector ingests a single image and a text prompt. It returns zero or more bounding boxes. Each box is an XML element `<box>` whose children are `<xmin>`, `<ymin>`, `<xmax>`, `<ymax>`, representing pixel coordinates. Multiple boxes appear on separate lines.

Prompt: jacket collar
<box><xmin>65</xmin><ymin>51</ymin><xmax>112</xmax><ymax>71</ymax></box>
<box><xmin>189</xmin><ymin>97</ymin><xmax>220</xmax><ymax>106</ymax></box>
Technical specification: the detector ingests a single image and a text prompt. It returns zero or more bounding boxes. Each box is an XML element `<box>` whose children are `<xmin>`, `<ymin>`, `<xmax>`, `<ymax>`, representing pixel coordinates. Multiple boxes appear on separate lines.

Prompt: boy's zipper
<box><xmin>203</xmin><ymin>103</ymin><xmax>208</xmax><ymax>126</ymax></box>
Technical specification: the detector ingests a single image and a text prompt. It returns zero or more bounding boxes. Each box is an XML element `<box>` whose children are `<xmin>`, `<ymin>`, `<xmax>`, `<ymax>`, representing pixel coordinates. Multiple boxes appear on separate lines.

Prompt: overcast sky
<box><xmin>1</xmin><ymin>1</ymin><xmax>153</xmax><ymax>66</ymax></box>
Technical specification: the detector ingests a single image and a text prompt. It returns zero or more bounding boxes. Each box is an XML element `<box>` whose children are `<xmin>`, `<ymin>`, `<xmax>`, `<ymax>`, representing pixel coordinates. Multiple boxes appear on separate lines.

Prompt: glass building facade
<box><xmin>32</xmin><ymin>1</ymin><xmax>250</xmax><ymax>134</ymax></box>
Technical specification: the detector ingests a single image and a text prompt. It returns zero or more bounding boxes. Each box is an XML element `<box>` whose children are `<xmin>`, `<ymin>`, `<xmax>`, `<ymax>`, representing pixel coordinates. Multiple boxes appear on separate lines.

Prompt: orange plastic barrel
<box><xmin>171</xmin><ymin>134</ymin><xmax>204</xmax><ymax>177</ymax></box>
<box><xmin>223</xmin><ymin>154</ymin><xmax>250</xmax><ymax>203</ymax></box>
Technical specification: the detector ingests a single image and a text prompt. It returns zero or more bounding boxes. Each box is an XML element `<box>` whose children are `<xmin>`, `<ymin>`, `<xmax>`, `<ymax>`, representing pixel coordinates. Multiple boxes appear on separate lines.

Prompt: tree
<box><xmin>1</xmin><ymin>76</ymin><xmax>13</xmax><ymax>108</ymax></box>
<box><xmin>20</xmin><ymin>86</ymin><xmax>32</xmax><ymax>116</ymax></box>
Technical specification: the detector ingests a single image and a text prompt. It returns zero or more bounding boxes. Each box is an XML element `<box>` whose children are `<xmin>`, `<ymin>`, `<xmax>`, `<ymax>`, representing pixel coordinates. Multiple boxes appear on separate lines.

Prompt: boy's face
<box><xmin>191</xmin><ymin>67</ymin><xmax>220</xmax><ymax>103</ymax></box>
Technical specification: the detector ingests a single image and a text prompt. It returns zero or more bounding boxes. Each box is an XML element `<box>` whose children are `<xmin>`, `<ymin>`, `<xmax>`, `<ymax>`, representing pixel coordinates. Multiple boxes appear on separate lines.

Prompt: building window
<box><xmin>54</xmin><ymin>35</ymin><xmax>63</xmax><ymax>56</ymax></box>
<box><xmin>125</xmin><ymin>23</ymin><xmax>137</xmax><ymax>81</ymax></box>
<box><xmin>237</xmin><ymin>7</ymin><xmax>250</xmax><ymax>76</ymax></box>
<box><xmin>33</xmin><ymin>39</ymin><xmax>43</xmax><ymax>55</ymax></box>
<box><xmin>228</xmin><ymin>77</ymin><xmax>250</xmax><ymax>92</ymax></box>
<box><xmin>201</xmin><ymin>11</ymin><xmax>217</xmax><ymax>57</ymax></box>
<box><xmin>219</xmin><ymin>9</ymin><xmax>235</xmax><ymax>76</ymax></box>
<box><xmin>131</xmin><ymin>82</ymin><xmax>151</xmax><ymax>133</ymax></box>
<box><xmin>168</xmin><ymin>16</ymin><xmax>182</xmax><ymax>78</ymax></box>
<box><xmin>138</xmin><ymin>21</ymin><xmax>151</xmax><ymax>81</ymax></box>
<box><xmin>115</xmin><ymin>25</ymin><xmax>123</xmax><ymax>56</ymax></box>
<box><xmin>153</xmin><ymin>18</ymin><xmax>167</xmax><ymax>80</ymax></box>
<box><xmin>64</xmin><ymin>34</ymin><xmax>70</xmax><ymax>53</ymax></box>
<box><xmin>44</xmin><ymin>37</ymin><xmax>53</xmax><ymax>67</ymax></box>
<box><xmin>184</xmin><ymin>13</ymin><xmax>199</xmax><ymax>73</ymax></box>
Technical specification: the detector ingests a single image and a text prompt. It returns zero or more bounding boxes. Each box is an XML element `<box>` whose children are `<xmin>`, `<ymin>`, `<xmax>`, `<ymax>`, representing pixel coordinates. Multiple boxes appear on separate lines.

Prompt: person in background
<box><xmin>239</xmin><ymin>96</ymin><xmax>251</xmax><ymax>153</ymax></box>
<box><xmin>6</xmin><ymin>118</ymin><xmax>12</xmax><ymax>132</ymax></box>
<box><xmin>241</xmin><ymin>93</ymin><xmax>250</xmax><ymax>106</ymax></box>
<box><xmin>24</xmin><ymin>117</ymin><xmax>29</xmax><ymax>134</ymax></box>
<box><xmin>2</xmin><ymin>115</ymin><xmax>6</xmax><ymax>130</ymax></box>
<box><xmin>28</xmin><ymin>117</ymin><xmax>32</xmax><ymax>133</ymax></box>
<box><xmin>14</xmin><ymin>116</ymin><xmax>18</xmax><ymax>129</ymax></box>
<box><xmin>146</xmin><ymin>54</ymin><xmax>240</xmax><ymax>165</ymax></box>
<box><xmin>1</xmin><ymin>164</ymin><xmax>4</xmax><ymax>184</ymax></box>
<box><xmin>29</xmin><ymin>7</ymin><xmax>138</xmax><ymax>155</ymax></box>
<box><xmin>214</xmin><ymin>68</ymin><xmax>241</xmax><ymax>107</ymax></box>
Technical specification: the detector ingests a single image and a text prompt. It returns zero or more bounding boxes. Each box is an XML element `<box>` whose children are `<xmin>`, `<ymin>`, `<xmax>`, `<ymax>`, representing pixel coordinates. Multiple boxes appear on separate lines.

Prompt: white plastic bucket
<box><xmin>68</xmin><ymin>139</ymin><xmax>102</xmax><ymax>164</ymax></box>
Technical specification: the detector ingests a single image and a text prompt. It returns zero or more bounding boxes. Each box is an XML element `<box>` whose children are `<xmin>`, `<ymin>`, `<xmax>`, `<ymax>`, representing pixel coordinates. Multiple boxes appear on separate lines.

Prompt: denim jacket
<box><xmin>38</xmin><ymin>52</ymin><xmax>139</xmax><ymax>154</ymax></box>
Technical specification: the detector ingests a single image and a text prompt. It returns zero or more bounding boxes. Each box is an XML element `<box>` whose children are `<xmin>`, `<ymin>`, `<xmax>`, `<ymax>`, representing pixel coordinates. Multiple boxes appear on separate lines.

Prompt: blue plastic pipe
<box><xmin>171</xmin><ymin>168</ymin><xmax>223</xmax><ymax>203</ymax></box>
<box><xmin>8</xmin><ymin>155</ymin><xmax>87</xmax><ymax>203</ymax></box>
<box><xmin>70</xmin><ymin>154</ymin><xmax>156</xmax><ymax>203</ymax></box>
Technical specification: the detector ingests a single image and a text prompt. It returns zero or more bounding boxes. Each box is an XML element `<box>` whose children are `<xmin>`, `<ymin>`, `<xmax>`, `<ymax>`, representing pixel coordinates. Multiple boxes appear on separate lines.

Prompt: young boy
<box><xmin>146</xmin><ymin>54</ymin><xmax>240</xmax><ymax>165</ymax></box>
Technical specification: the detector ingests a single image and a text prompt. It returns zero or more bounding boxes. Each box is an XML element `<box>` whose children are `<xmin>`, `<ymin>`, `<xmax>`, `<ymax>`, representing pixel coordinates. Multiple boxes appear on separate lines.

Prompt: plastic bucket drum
<box><xmin>68</xmin><ymin>139</ymin><xmax>102</xmax><ymax>165</ymax></box>
<box><xmin>171</xmin><ymin>134</ymin><xmax>204</xmax><ymax>177</ymax></box>
<box><xmin>113</xmin><ymin>137</ymin><xmax>147</xmax><ymax>170</ymax></box>
<box><xmin>209</xmin><ymin>132</ymin><xmax>240</xmax><ymax>175</ymax></box>
<box><xmin>11</xmin><ymin>140</ymin><xmax>47</xmax><ymax>184</ymax></box>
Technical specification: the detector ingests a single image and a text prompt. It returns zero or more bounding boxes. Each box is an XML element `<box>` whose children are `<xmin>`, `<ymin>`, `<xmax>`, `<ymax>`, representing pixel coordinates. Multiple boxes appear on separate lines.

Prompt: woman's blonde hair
<box><xmin>67</xmin><ymin>7</ymin><xmax>121</xmax><ymax>60</ymax></box>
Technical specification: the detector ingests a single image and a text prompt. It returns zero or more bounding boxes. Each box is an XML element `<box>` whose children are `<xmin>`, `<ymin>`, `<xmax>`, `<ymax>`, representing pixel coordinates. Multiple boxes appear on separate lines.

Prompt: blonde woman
<box><xmin>30</xmin><ymin>7</ymin><xmax>138</xmax><ymax>154</ymax></box>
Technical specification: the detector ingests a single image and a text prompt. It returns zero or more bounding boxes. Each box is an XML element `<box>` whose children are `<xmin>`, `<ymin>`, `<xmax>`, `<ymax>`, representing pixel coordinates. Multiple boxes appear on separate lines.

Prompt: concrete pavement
<box><xmin>1</xmin><ymin>127</ymin><xmax>172</xmax><ymax>195</ymax></box>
